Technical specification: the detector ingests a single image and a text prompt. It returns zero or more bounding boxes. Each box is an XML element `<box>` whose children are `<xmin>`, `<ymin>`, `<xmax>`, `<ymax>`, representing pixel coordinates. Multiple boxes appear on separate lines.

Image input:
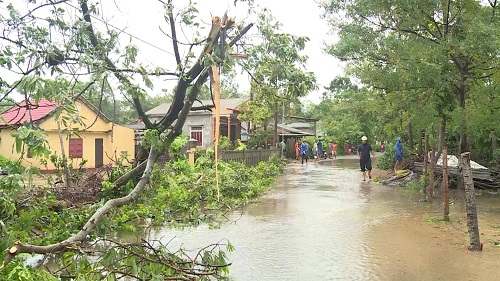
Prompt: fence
<box><xmin>221</xmin><ymin>148</ymin><xmax>279</xmax><ymax>166</ymax></box>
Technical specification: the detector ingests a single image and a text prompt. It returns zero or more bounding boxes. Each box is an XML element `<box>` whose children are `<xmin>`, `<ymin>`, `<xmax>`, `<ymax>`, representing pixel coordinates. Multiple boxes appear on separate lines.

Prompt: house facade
<box><xmin>131</xmin><ymin>98</ymin><xmax>248</xmax><ymax>149</ymax></box>
<box><xmin>0</xmin><ymin>98</ymin><xmax>134</xmax><ymax>170</ymax></box>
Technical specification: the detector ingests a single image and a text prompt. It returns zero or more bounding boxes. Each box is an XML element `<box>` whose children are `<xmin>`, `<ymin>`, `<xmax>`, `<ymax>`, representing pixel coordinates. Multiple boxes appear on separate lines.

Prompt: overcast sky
<box><xmin>2</xmin><ymin>0</ymin><xmax>344</xmax><ymax>104</ymax></box>
<box><xmin>98</xmin><ymin>0</ymin><xmax>344</xmax><ymax>103</ymax></box>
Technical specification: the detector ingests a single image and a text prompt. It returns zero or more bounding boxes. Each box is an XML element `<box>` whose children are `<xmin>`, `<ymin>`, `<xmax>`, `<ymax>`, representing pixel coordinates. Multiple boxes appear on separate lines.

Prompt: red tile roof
<box><xmin>0</xmin><ymin>99</ymin><xmax>58</xmax><ymax>126</ymax></box>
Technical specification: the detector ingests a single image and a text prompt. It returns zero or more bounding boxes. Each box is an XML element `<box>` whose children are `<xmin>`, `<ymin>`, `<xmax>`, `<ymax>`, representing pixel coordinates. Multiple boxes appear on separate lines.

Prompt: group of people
<box><xmin>294</xmin><ymin>139</ymin><xmax>339</xmax><ymax>164</ymax></box>
<box><xmin>293</xmin><ymin>136</ymin><xmax>405</xmax><ymax>182</ymax></box>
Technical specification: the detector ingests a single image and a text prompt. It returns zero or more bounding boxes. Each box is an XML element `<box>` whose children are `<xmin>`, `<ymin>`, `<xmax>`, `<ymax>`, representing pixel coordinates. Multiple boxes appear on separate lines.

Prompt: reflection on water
<box><xmin>137</xmin><ymin>159</ymin><xmax>499</xmax><ymax>281</ymax></box>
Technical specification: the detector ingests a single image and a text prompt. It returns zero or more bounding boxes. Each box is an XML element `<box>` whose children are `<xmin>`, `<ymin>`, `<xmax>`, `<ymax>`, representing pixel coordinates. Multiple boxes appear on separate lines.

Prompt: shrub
<box><xmin>128</xmin><ymin>151</ymin><xmax>286</xmax><ymax>226</ymax></box>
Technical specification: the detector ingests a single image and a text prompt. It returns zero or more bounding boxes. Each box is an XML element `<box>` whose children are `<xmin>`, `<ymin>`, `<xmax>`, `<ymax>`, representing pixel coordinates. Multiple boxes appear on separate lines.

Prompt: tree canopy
<box><xmin>317</xmin><ymin>0</ymin><xmax>500</xmax><ymax>159</ymax></box>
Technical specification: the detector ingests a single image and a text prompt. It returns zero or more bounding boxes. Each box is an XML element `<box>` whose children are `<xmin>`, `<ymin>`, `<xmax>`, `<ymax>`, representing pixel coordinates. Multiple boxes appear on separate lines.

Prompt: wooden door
<box><xmin>95</xmin><ymin>138</ymin><xmax>103</xmax><ymax>168</ymax></box>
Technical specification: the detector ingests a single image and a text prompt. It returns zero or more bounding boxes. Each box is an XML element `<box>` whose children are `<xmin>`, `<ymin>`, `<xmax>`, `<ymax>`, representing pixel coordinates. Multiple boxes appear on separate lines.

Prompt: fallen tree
<box><xmin>0</xmin><ymin>0</ymin><xmax>253</xmax><ymax>274</ymax></box>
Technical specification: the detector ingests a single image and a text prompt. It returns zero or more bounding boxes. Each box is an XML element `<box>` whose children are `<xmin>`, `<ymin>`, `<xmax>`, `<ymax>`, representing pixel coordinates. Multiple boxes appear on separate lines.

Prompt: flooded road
<box><xmin>145</xmin><ymin>158</ymin><xmax>499</xmax><ymax>281</ymax></box>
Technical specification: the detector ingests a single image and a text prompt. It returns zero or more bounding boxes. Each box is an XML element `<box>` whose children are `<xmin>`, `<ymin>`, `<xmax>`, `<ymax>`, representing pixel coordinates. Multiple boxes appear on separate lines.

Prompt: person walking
<box><xmin>344</xmin><ymin>141</ymin><xmax>350</xmax><ymax>156</ymax></box>
<box><xmin>380</xmin><ymin>142</ymin><xmax>385</xmax><ymax>153</ymax></box>
<box><xmin>317</xmin><ymin>139</ymin><xmax>323</xmax><ymax>159</ymax></box>
<box><xmin>395</xmin><ymin>137</ymin><xmax>404</xmax><ymax>171</ymax></box>
<box><xmin>358</xmin><ymin>136</ymin><xmax>375</xmax><ymax>181</ymax></box>
<box><xmin>280</xmin><ymin>139</ymin><xmax>286</xmax><ymax>157</ymax></box>
<box><xmin>299</xmin><ymin>141</ymin><xmax>309</xmax><ymax>164</ymax></box>
<box><xmin>332</xmin><ymin>141</ymin><xmax>338</xmax><ymax>159</ymax></box>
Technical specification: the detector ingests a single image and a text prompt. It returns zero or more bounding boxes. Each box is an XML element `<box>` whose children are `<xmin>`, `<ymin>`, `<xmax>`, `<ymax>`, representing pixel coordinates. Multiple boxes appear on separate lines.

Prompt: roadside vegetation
<box><xmin>0</xmin><ymin>140</ymin><xmax>285</xmax><ymax>279</ymax></box>
<box><xmin>0</xmin><ymin>0</ymin><xmax>295</xmax><ymax>279</ymax></box>
<box><xmin>308</xmin><ymin>1</ymin><xmax>500</xmax><ymax>165</ymax></box>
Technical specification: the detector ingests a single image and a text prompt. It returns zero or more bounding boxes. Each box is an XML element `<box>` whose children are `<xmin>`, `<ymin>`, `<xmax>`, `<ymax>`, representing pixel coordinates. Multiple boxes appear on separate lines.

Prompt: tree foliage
<box><xmin>321</xmin><ymin>0</ymin><xmax>500</xmax><ymax>159</ymax></box>
<box><xmin>238</xmin><ymin>10</ymin><xmax>316</xmax><ymax>144</ymax></box>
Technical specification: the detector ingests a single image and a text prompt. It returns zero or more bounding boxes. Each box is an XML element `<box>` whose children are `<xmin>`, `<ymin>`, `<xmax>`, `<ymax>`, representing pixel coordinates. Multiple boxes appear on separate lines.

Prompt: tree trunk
<box><xmin>440</xmin><ymin>121</ymin><xmax>446</xmax><ymax>153</ymax></box>
<box><xmin>430</xmin><ymin>146</ymin><xmax>435</xmax><ymax>199</ymax></box>
<box><xmin>248</xmin><ymin>84</ymin><xmax>254</xmax><ymax>135</ymax></box>
<box><xmin>418</xmin><ymin>130</ymin><xmax>424</xmax><ymax>155</ymax></box>
<box><xmin>451</xmin><ymin>54</ymin><xmax>469</xmax><ymax>154</ymax></box>
<box><xmin>408</xmin><ymin>120</ymin><xmax>414</xmax><ymax>151</ymax></box>
<box><xmin>457</xmin><ymin>82</ymin><xmax>467</xmax><ymax>190</ymax></box>
<box><xmin>434</xmin><ymin>119</ymin><xmax>446</xmax><ymax>164</ymax></box>
<box><xmin>56</xmin><ymin>120</ymin><xmax>71</xmax><ymax>189</ymax></box>
<box><xmin>423</xmin><ymin>134</ymin><xmax>429</xmax><ymax>196</ymax></box>
<box><xmin>273</xmin><ymin>101</ymin><xmax>278</xmax><ymax>147</ymax></box>
<box><xmin>460</xmin><ymin>152</ymin><xmax>482</xmax><ymax>251</ymax></box>
<box><xmin>443</xmin><ymin>147</ymin><xmax>450</xmax><ymax>221</ymax></box>
<box><xmin>492</xmin><ymin>131</ymin><xmax>497</xmax><ymax>151</ymax></box>
<box><xmin>458</xmin><ymin>82</ymin><xmax>468</xmax><ymax>154</ymax></box>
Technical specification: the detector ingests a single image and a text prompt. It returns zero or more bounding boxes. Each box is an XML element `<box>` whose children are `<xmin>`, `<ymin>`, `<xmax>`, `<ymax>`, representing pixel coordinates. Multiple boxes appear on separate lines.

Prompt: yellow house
<box><xmin>0</xmin><ymin>97</ymin><xmax>134</xmax><ymax>170</ymax></box>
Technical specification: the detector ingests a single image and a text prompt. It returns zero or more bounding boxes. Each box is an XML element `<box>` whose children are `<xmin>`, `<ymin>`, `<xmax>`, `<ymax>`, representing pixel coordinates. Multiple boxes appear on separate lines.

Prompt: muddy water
<box><xmin>141</xmin><ymin>159</ymin><xmax>499</xmax><ymax>281</ymax></box>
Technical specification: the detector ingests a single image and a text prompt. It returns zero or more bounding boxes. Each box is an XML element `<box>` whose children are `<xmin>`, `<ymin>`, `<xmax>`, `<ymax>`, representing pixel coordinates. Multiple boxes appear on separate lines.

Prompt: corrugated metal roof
<box><xmin>276</xmin><ymin>124</ymin><xmax>314</xmax><ymax>136</ymax></box>
<box><xmin>287</xmin><ymin>122</ymin><xmax>312</xmax><ymax>128</ymax></box>
<box><xmin>0</xmin><ymin>99</ymin><xmax>58</xmax><ymax>126</ymax></box>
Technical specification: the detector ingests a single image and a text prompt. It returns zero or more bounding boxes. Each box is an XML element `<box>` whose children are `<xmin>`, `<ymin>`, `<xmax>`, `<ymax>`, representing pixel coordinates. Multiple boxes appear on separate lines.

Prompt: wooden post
<box><xmin>227</xmin><ymin>116</ymin><xmax>231</xmax><ymax>142</ymax></box>
<box><xmin>429</xmin><ymin>146</ymin><xmax>435</xmax><ymax>199</ymax></box>
<box><xmin>211</xmin><ymin>65</ymin><xmax>221</xmax><ymax>201</ymax></box>
<box><xmin>460</xmin><ymin>152</ymin><xmax>482</xmax><ymax>251</ymax></box>
<box><xmin>443</xmin><ymin>147</ymin><xmax>450</xmax><ymax>221</ymax></box>
<box><xmin>423</xmin><ymin>134</ymin><xmax>429</xmax><ymax>195</ymax></box>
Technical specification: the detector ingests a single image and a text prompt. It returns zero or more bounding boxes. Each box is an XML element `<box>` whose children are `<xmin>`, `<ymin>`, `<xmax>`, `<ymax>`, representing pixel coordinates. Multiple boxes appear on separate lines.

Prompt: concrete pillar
<box><xmin>188</xmin><ymin>139</ymin><xmax>198</xmax><ymax>166</ymax></box>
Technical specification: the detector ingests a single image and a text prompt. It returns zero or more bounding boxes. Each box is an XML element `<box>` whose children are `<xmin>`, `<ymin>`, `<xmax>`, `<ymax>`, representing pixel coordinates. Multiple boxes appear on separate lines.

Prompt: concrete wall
<box><xmin>0</xmin><ymin>100</ymin><xmax>135</xmax><ymax>170</ymax></box>
<box><xmin>184</xmin><ymin>113</ymin><xmax>213</xmax><ymax>147</ymax></box>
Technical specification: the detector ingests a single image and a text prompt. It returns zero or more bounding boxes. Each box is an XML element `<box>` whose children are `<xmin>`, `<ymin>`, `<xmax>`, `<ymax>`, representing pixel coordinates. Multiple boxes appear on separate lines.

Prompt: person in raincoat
<box><xmin>395</xmin><ymin>137</ymin><xmax>404</xmax><ymax>171</ymax></box>
<box><xmin>299</xmin><ymin>141</ymin><xmax>309</xmax><ymax>164</ymax></box>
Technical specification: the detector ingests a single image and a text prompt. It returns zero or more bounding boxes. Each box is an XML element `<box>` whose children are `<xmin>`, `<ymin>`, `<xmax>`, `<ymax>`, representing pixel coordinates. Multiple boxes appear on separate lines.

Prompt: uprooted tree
<box><xmin>0</xmin><ymin>0</ymin><xmax>252</xmax><ymax>278</ymax></box>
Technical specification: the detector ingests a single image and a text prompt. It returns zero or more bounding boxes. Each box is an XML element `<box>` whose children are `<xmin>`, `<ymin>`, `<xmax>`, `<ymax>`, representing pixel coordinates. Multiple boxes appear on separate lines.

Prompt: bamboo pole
<box><xmin>460</xmin><ymin>152</ymin><xmax>482</xmax><ymax>251</ymax></box>
<box><xmin>211</xmin><ymin>65</ymin><xmax>221</xmax><ymax>201</ymax></box>
<box><xmin>423</xmin><ymin>134</ymin><xmax>429</xmax><ymax>196</ymax></box>
<box><xmin>443</xmin><ymin>147</ymin><xmax>449</xmax><ymax>221</ymax></box>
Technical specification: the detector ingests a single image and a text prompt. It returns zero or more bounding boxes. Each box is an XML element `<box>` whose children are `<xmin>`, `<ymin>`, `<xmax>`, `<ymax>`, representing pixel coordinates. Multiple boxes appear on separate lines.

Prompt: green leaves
<box><xmin>11</xmin><ymin>123</ymin><xmax>50</xmax><ymax>159</ymax></box>
<box><xmin>322</xmin><ymin>0</ymin><xmax>500</xmax><ymax>156</ymax></box>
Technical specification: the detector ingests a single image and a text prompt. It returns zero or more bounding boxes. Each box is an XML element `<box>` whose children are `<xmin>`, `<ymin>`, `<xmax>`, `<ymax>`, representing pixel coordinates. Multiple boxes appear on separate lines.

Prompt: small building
<box><xmin>0</xmin><ymin>97</ymin><xmax>134</xmax><ymax>170</ymax></box>
<box><xmin>131</xmin><ymin>98</ymin><xmax>248</xmax><ymax>149</ymax></box>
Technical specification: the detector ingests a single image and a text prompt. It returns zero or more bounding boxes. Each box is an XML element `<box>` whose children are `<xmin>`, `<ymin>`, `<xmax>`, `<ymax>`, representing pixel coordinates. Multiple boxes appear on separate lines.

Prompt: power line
<box><xmin>63</xmin><ymin>1</ymin><xmax>175</xmax><ymax>56</ymax></box>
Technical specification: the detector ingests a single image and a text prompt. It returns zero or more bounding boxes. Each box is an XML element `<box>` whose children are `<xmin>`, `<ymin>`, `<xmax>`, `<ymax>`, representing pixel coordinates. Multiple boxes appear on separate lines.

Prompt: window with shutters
<box><xmin>190</xmin><ymin>126</ymin><xmax>203</xmax><ymax>147</ymax></box>
<box><xmin>69</xmin><ymin>138</ymin><xmax>83</xmax><ymax>158</ymax></box>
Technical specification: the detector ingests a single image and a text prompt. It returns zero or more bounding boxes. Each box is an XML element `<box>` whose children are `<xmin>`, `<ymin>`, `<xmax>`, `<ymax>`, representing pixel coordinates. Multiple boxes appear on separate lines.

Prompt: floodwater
<box><xmin>135</xmin><ymin>158</ymin><xmax>499</xmax><ymax>281</ymax></box>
